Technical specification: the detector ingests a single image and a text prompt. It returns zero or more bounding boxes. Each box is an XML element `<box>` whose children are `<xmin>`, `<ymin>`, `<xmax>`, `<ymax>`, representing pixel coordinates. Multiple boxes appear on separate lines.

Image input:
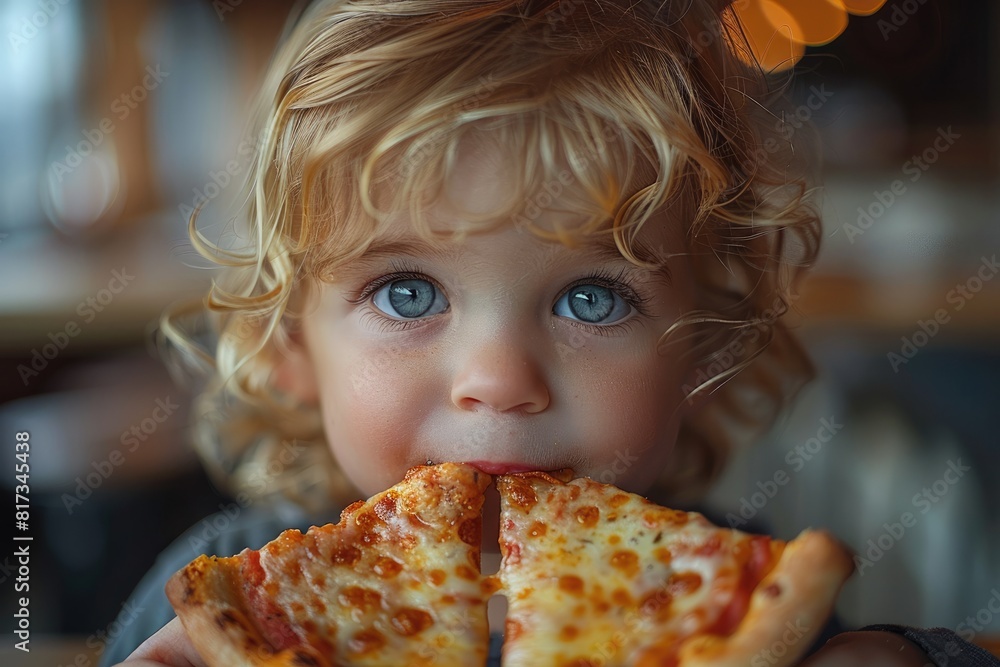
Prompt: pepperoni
<box><xmin>390</xmin><ymin>608</ymin><xmax>434</xmax><ymax>636</ymax></box>
<box><xmin>574</xmin><ymin>506</ymin><xmax>600</xmax><ymax>528</ymax></box>
<box><xmin>429</xmin><ymin>569</ymin><xmax>447</xmax><ymax>586</ymax></box>
<box><xmin>502</xmin><ymin>541</ymin><xmax>522</xmax><ymax>565</ymax></box>
<box><xmin>560</xmin><ymin>625</ymin><xmax>580</xmax><ymax>641</ymax></box>
<box><xmin>745</xmin><ymin>536</ymin><xmax>779</xmax><ymax>584</ymax></box>
<box><xmin>459</xmin><ymin>516</ymin><xmax>481</xmax><ymax>546</ymax></box>
<box><xmin>694</xmin><ymin>534</ymin><xmax>722</xmax><ymax>556</ymax></box>
<box><xmin>244</xmin><ymin>584</ymin><xmax>300</xmax><ymax>651</ymax></box>
<box><xmin>706</xmin><ymin>536</ymin><xmax>780</xmax><ymax>636</ymax></box>
<box><xmin>456</xmin><ymin>565</ymin><xmax>478</xmax><ymax>581</ymax></box>
<box><xmin>242</xmin><ymin>551</ymin><xmax>266</xmax><ymax>586</ymax></box>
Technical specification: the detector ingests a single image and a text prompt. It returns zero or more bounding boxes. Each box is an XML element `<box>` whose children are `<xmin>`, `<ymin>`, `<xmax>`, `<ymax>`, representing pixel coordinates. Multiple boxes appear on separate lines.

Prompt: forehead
<box><xmin>311</xmin><ymin>127</ymin><xmax>683</xmax><ymax>279</ymax></box>
<box><xmin>334</xmin><ymin>205</ymin><xmax>679</xmax><ymax>290</ymax></box>
<box><xmin>350</xmin><ymin>227</ymin><xmax>668</xmax><ymax>267</ymax></box>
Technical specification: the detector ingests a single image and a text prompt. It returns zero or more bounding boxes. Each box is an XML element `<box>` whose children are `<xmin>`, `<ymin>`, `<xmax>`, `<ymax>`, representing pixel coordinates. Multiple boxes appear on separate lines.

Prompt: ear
<box><xmin>272</xmin><ymin>322</ymin><xmax>320</xmax><ymax>405</ymax></box>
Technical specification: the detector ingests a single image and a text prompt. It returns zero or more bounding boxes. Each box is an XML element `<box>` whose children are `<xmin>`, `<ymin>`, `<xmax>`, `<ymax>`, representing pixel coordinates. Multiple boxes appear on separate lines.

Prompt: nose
<box><xmin>450</xmin><ymin>331</ymin><xmax>550</xmax><ymax>414</ymax></box>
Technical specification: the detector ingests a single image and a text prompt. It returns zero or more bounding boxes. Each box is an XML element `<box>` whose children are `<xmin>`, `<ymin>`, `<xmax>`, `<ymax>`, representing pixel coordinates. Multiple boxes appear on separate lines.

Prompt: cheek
<box><xmin>317</xmin><ymin>343</ymin><xmax>437</xmax><ymax>494</ymax></box>
<box><xmin>571</xmin><ymin>349</ymin><xmax>685</xmax><ymax>490</ymax></box>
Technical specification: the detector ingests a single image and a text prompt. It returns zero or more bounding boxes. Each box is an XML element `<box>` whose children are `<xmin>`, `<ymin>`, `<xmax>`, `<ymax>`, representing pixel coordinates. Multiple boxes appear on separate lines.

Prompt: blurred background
<box><xmin>0</xmin><ymin>0</ymin><xmax>998</xmax><ymax>663</ymax></box>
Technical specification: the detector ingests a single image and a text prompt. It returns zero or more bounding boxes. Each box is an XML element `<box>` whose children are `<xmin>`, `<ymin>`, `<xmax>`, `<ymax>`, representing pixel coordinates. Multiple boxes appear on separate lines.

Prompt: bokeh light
<box><xmin>729</xmin><ymin>0</ymin><xmax>891</xmax><ymax>71</ymax></box>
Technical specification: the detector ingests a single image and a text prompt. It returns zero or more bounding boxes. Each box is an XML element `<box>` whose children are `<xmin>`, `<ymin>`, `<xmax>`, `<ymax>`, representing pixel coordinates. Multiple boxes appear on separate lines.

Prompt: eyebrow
<box><xmin>349</xmin><ymin>233</ymin><xmax>673</xmax><ymax>284</ymax></box>
<box><xmin>571</xmin><ymin>235</ymin><xmax>673</xmax><ymax>284</ymax></box>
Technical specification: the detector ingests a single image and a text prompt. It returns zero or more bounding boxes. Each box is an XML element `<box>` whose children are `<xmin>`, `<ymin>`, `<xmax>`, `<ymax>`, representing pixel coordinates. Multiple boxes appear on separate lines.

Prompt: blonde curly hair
<box><xmin>162</xmin><ymin>0</ymin><xmax>820</xmax><ymax>512</ymax></box>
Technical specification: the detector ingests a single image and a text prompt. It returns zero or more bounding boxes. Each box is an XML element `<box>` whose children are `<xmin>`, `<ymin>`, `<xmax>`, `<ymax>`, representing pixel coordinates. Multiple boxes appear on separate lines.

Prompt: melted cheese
<box><xmin>498</xmin><ymin>474</ymin><xmax>776</xmax><ymax>667</ymax></box>
<box><xmin>253</xmin><ymin>463</ymin><xmax>492</xmax><ymax>666</ymax></box>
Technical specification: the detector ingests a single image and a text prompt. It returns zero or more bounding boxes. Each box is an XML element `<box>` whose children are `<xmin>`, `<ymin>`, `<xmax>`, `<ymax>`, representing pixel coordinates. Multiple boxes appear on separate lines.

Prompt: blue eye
<box><xmin>554</xmin><ymin>284</ymin><xmax>634</xmax><ymax>325</ymax></box>
<box><xmin>372</xmin><ymin>278</ymin><xmax>449</xmax><ymax>319</ymax></box>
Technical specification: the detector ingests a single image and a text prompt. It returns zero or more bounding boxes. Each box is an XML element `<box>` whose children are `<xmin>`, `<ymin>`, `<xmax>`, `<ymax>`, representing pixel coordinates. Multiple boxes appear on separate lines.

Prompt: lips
<box><xmin>463</xmin><ymin>461</ymin><xmax>541</xmax><ymax>475</ymax></box>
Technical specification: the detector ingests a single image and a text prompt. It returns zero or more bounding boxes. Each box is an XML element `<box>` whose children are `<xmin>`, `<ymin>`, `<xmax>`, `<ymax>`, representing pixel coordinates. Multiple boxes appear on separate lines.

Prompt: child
<box><xmin>104</xmin><ymin>0</ymin><xmax>997</xmax><ymax>665</ymax></box>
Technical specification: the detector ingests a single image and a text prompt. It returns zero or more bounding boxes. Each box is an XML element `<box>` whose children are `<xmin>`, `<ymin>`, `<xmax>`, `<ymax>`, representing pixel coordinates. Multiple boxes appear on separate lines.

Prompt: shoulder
<box><xmin>99</xmin><ymin>502</ymin><xmax>337</xmax><ymax>667</ymax></box>
<box><xmin>851</xmin><ymin>625</ymin><xmax>1000</xmax><ymax>667</ymax></box>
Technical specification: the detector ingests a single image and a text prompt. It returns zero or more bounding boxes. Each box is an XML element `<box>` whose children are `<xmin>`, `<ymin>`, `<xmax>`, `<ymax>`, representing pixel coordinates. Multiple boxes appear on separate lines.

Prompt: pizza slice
<box><xmin>166</xmin><ymin>462</ymin><xmax>493</xmax><ymax>667</ymax></box>
<box><xmin>495</xmin><ymin>471</ymin><xmax>853</xmax><ymax>667</ymax></box>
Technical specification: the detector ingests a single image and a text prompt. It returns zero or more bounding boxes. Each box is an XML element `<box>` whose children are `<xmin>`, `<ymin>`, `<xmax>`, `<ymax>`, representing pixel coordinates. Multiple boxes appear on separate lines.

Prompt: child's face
<box><xmin>290</xmin><ymin>140</ymin><xmax>696</xmax><ymax>513</ymax></box>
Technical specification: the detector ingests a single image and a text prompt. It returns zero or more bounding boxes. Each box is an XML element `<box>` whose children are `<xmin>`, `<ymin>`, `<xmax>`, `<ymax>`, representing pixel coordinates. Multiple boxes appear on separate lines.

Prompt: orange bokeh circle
<box><xmin>841</xmin><ymin>0</ymin><xmax>890</xmax><ymax>16</ymax></box>
<box><xmin>727</xmin><ymin>0</ymin><xmax>807</xmax><ymax>71</ymax></box>
<box><xmin>770</xmin><ymin>0</ymin><xmax>849</xmax><ymax>46</ymax></box>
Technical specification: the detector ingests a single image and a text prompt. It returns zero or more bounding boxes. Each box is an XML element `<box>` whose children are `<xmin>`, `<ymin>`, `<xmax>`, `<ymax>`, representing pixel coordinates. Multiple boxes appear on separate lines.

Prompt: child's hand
<box><xmin>112</xmin><ymin>617</ymin><xmax>206</xmax><ymax>667</ymax></box>
<box><xmin>799</xmin><ymin>631</ymin><xmax>931</xmax><ymax>666</ymax></box>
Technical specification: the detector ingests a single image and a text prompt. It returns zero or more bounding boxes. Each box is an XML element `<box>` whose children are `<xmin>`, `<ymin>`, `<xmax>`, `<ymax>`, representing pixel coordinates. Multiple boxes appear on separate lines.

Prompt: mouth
<box><xmin>463</xmin><ymin>460</ymin><xmax>541</xmax><ymax>475</ymax></box>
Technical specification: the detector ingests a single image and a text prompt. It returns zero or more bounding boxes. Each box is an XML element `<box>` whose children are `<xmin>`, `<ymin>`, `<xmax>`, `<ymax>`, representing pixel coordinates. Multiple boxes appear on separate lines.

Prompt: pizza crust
<box><xmin>165</xmin><ymin>553</ymin><xmax>331</xmax><ymax>667</ymax></box>
<box><xmin>673</xmin><ymin>529</ymin><xmax>854</xmax><ymax>667</ymax></box>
